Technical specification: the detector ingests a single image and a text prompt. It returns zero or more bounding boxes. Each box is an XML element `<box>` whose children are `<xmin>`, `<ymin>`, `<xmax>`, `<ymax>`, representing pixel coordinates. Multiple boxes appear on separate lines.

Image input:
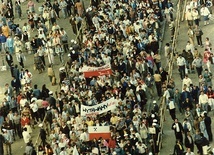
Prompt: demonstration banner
<box><xmin>81</xmin><ymin>63</ymin><xmax>112</xmax><ymax>78</ymax></box>
<box><xmin>81</xmin><ymin>97</ymin><xmax>118</xmax><ymax>116</ymax></box>
<box><xmin>88</xmin><ymin>126</ymin><xmax>111</xmax><ymax>140</ymax></box>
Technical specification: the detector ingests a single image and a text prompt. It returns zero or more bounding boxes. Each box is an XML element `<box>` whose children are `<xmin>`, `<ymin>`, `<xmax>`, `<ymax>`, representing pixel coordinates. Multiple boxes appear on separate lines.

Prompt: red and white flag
<box><xmin>88</xmin><ymin>126</ymin><xmax>111</xmax><ymax>140</ymax></box>
<box><xmin>81</xmin><ymin>64</ymin><xmax>112</xmax><ymax>78</ymax></box>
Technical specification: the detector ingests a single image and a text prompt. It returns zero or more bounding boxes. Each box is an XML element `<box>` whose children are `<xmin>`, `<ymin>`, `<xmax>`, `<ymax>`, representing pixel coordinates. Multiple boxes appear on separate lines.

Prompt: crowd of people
<box><xmin>0</xmin><ymin>0</ymin><xmax>214</xmax><ymax>154</ymax></box>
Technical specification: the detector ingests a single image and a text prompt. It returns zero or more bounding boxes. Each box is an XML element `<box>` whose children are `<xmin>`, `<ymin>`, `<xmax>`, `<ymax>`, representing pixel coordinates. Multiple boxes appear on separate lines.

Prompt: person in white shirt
<box><xmin>185</xmin><ymin>41</ymin><xmax>194</xmax><ymax>54</ymax></box>
<box><xmin>46</xmin><ymin>46</ymin><xmax>54</xmax><ymax>65</ymax></box>
<box><xmin>200</xmin><ymin>4</ymin><xmax>210</xmax><ymax>25</ymax></box>
<box><xmin>169</xmin><ymin>97</ymin><xmax>176</xmax><ymax>120</ymax></box>
<box><xmin>79</xmin><ymin>129</ymin><xmax>88</xmax><ymax>142</ymax></box>
<box><xmin>136</xmin><ymin>141</ymin><xmax>147</xmax><ymax>154</ymax></box>
<box><xmin>30</xmin><ymin>100</ymin><xmax>39</xmax><ymax>123</ymax></box>
<box><xmin>190</xmin><ymin>0</ymin><xmax>198</xmax><ymax>9</ymax></box>
<box><xmin>177</xmin><ymin>54</ymin><xmax>186</xmax><ymax>80</ymax></box>
<box><xmin>59</xmin><ymin>147</ymin><xmax>68</xmax><ymax>155</ymax></box>
<box><xmin>182</xmin><ymin>75</ymin><xmax>192</xmax><ymax>90</ymax></box>
<box><xmin>185</xmin><ymin>8</ymin><xmax>193</xmax><ymax>27</ymax></box>
<box><xmin>24</xmin><ymin>69</ymin><xmax>32</xmax><ymax>84</ymax></box>
<box><xmin>22</xmin><ymin>127</ymin><xmax>31</xmax><ymax>144</ymax></box>
<box><xmin>199</xmin><ymin>91</ymin><xmax>209</xmax><ymax>111</ymax></box>
<box><xmin>192</xmin><ymin>8</ymin><xmax>200</xmax><ymax>26</ymax></box>
<box><xmin>185</xmin><ymin>147</ymin><xmax>195</xmax><ymax>155</ymax></box>
<box><xmin>182</xmin><ymin>118</ymin><xmax>192</xmax><ymax>135</ymax></box>
<box><xmin>75</xmin><ymin>113</ymin><xmax>82</xmax><ymax>125</ymax></box>
<box><xmin>163</xmin><ymin>87</ymin><xmax>170</xmax><ymax>105</ymax></box>
<box><xmin>185</xmin><ymin>2</ymin><xmax>192</xmax><ymax>12</ymax></box>
<box><xmin>92</xmin><ymin>14</ymin><xmax>102</xmax><ymax>32</ymax></box>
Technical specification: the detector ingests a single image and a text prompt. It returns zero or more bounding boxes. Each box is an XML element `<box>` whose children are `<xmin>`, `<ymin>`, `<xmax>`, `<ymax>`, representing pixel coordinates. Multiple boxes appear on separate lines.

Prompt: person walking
<box><xmin>145</xmin><ymin>72</ymin><xmax>155</xmax><ymax>99</ymax></box>
<box><xmin>55</xmin><ymin>44</ymin><xmax>64</xmax><ymax>64</ymax></box>
<box><xmin>185</xmin><ymin>148</ymin><xmax>195</xmax><ymax>155</ymax></box>
<box><xmin>168</xmin><ymin>97</ymin><xmax>176</xmax><ymax>120</ymax></box>
<box><xmin>15</xmin><ymin>1</ymin><xmax>22</xmax><ymax>20</ymax></box>
<box><xmin>200</xmin><ymin>4</ymin><xmax>210</xmax><ymax>26</ymax></box>
<box><xmin>37</xmin><ymin>46</ymin><xmax>46</xmax><ymax>66</ymax></box>
<box><xmin>60</xmin><ymin>0</ymin><xmax>68</xmax><ymax>19</ymax></box>
<box><xmin>199</xmin><ymin>91</ymin><xmax>209</xmax><ymax>112</ymax></box>
<box><xmin>185</xmin><ymin>131</ymin><xmax>194</xmax><ymax>152</ymax></box>
<box><xmin>2</xmin><ymin>129</ymin><xmax>12</xmax><ymax>155</ymax></box>
<box><xmin>172</xmin><ymin>118</ymin><xmax>184</xmax><ymax>143</ymax></box>
<box><xmin>22</xmin><ymin>127</ymin><xmax>31</xmax><ymax>144</ymax></box>
<box><xmin>46</xmin><ymin>46</ymin><xmax>55</xmax><ymax>65</ymax></box>
<box><xmin>5</xmin><ymin>51</ymin><xmax>13</xmax><ymax>68</ymax></box>
<box><xmin>60</xmin><ymin>30</ymin><xmax>69</xmax><ymax>53</ymax></box>
<box><xmin>177</xmin><ymin>54</ymin><xmax>186</xmax><ymax>80</ymax></box>
<box><xmin>5</xmin><ymin>35</ymin><xmax>14</xmax><ymax>54</ymax></box>
<box><xmin>47</xmin><ymin>65</ymin><xmax>55</xmax><ymax>83</ymax></box>
<box><xmin>192</xmin><ymin>56</ymin><xmax>203</xmax><ymax>76</ymax></box>
<box><xmin>173</xmin><ymin>139</ymin><xmax>185</xmax><ymax>155</ymax></box>
<box><xmin>13</xmin><ymin>112</ymin><xmax>22</xmax><ymax>139</ymax></box>
<box><xmin>0</xmin><ymin>133</ymin><xmax>4</xmax><ymax>155</ymax></box>
<box><xmin>187</xmin><ymin>27</ymin><xmax>194</xmax><ymax>45</ymax></box>
<box><xmin>194</xmin><ymin>25</ymin><xmax>203</xmax><ymax>47</ymax></box>
<box><xmin>153</xmin><ymin>70</ymin><xmax>162</xmax><ymax>97</ymax></box>
<box><xmin>17</xmin><ymin>50</ymin><xmax>26</xmax><ymax>68</ymax></box>
<box><xmin>204</xmin><ymin>112</ymin><xmax>213</xmax><ymax>142</ymax></box>
<box><xmin>39</xmin><ymin>124</ymin><xmax>47</xmax><ymax>147</ymax></box>
<box><xmin>24</xmin><ymin>69</ymin><xmax>33</xmax><ymax>85</ymax></box>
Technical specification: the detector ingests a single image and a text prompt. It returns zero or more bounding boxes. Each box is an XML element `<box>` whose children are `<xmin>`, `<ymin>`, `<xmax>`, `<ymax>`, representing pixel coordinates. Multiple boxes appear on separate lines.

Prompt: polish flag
<box><xmin>88</xmin><ymin>126</ymin><xmax>111</xmax><ymax>140</ymax></box>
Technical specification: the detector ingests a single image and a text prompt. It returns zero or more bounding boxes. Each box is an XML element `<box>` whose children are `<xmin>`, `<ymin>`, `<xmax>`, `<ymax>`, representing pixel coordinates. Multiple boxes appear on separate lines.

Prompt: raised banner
<box><xmin>88</xmin><ymin>126</ymin><xmax>111</xmax><ymax>140</ymax></box>
<box><xmin>81</xmin><ymin>98</ymin><xmax>118</xmax><ymax>116</ymax></box>
<box><xmin>81</xmin><ymin>64</ymin><xmax>112</xmax><ymax>77</ymax></box>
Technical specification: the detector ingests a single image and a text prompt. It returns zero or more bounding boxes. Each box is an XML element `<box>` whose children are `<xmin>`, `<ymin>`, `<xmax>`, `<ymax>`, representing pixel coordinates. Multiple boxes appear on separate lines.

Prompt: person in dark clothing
<box><xmin>32</xmin><ymin>84</ymin><xmax>41</xmax><ymax>99</ymax></box>
<box><xmin>0</xmin><ymin>134</ymin><xmax>4</xmax><ymax>155</ymax></box>
<box><xmin>30</xmin><ymin>38</ymin><xmax>38</xmax><ymax>54</ymax></box>
<box><xmin>173</xmin><ymin>139</ymin><xmax>184</xmax><ymax>155</ymax></box>
<box><xmin>53</xmin><ymin>0</ymin><xmax>60</xmax><ymax>18</ymax></box>
<box><xmin>185</xmin><ymin>131</ymin><xmax>194</xmax><ymax>152</ymax></box>
<box><xmin>60</xmin><ymin>121</ymin><xmax>70</xmax><ymax>138</ymax></box>
<box><xmin>11</xmin><ymin>76</ymin><xmax>21</xmax><ymax>94</ymax></box>
<box><xmin>39</xmin><ymin>124</ymin><xmax>46</xmax><ymax>147</ymax></box>
<box><xmin>47</xmin><ymin>91</ymin><xmax>56</xmax><ymax>108</ymax></box>
<box><xmin>12</xmin><ymin>64</ymin><xmax>19</xmax><ymax>80</ymax></box>
<box><xmin>159</xmin><ymin>67</ymin><xmax>168</xmax><ymax>83</ymax></box>
<box><xmin>168</xmin><ymin>97</ymin><xmax>176</xmax><ymax>120</ymax></box>
<box><xmin>204</xmin><ymin>112</ymin><xmax>213</xmax><ymax>142</ymax></box>
<box><xmin>41</xmin><ymin>84</ymin><xmax>49</xmax><ymax>99</ymax></box>
<box><xmin>182</xmin><ymin>98</ymin><xmax>193</xmax><ymax>111</ymax></box>
<box><xmin>59</xmin><ymin>68</ymin><xmax>67</xmax><ymax>84</ymax></box>
<box><xmin>5</xmin><ymin>51</ymin><xmax>13</xmax><ymax>67</ymax></box>
<box><xmin>171</xmin><ymin>118</ymin><xmax>184</xmax><ymax>144</ymax></box>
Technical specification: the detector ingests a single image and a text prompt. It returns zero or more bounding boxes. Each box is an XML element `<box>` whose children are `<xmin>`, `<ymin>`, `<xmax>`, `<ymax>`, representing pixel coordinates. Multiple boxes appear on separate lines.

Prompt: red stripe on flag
<box><xmin>83</xmin><ymin>69</ymin><xmax>112</xmax><ymax>78</ymax></box>
<box><xmin>89</xmin><ymin>133</ymin><xmax>111</xmax><ymax>140</ymax></box>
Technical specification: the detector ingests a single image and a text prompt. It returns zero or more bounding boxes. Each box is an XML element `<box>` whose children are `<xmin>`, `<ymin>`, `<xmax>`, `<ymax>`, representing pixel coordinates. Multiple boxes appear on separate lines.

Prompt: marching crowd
<box><xmin>0</xmin><ymin>0</ymin><xmax>214</xmax><ymax>155</ymax></box>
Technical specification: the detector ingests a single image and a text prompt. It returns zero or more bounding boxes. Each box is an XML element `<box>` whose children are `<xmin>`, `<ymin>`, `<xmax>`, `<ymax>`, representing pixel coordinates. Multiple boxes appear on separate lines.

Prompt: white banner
<box><xmin>88</xmin><ymin>126</ymin><xmax>110</xmax><ymax>133</ymax></box>
<box><xmin>81</xmin><ymin>98</ymin><xmax>118</xmax><ymax>116</ymax></box>
<box><xmin>81</xmin><ymin>63</ymin><xmax>111</xmax><ymax>72</ymax></box>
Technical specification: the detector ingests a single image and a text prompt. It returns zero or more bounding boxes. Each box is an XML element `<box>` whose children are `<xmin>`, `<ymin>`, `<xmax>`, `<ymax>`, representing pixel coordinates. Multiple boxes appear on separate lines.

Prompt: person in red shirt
<box><xmin>207</xmin><ymin>86</ymin><xmax>214</xmax><ymax>111</ymax></box>
<box><xmin>108</xmin><ymin>136</ymin><xmax>116</xmax><ymax>151</ymax></box>
<box><xmin>21</xmin><ymin>115</ymin><xmax>30</xmax><ymax>128</ymax></box>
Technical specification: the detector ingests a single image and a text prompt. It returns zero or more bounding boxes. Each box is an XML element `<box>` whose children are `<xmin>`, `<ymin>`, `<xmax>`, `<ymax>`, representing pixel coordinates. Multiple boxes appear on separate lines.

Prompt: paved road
<box><xmin>160</xmin><ymin>6</ymin><xmax>214</xmax><ymax>155</ymax></box>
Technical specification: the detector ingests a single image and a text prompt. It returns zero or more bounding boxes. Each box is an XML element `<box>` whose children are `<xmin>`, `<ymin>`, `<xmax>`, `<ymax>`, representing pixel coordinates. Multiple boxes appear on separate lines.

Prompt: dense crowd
<box><xmin>0</xmin><ymin>0</ymin><xmax>214</xmax><ymax>154</ymax></box>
